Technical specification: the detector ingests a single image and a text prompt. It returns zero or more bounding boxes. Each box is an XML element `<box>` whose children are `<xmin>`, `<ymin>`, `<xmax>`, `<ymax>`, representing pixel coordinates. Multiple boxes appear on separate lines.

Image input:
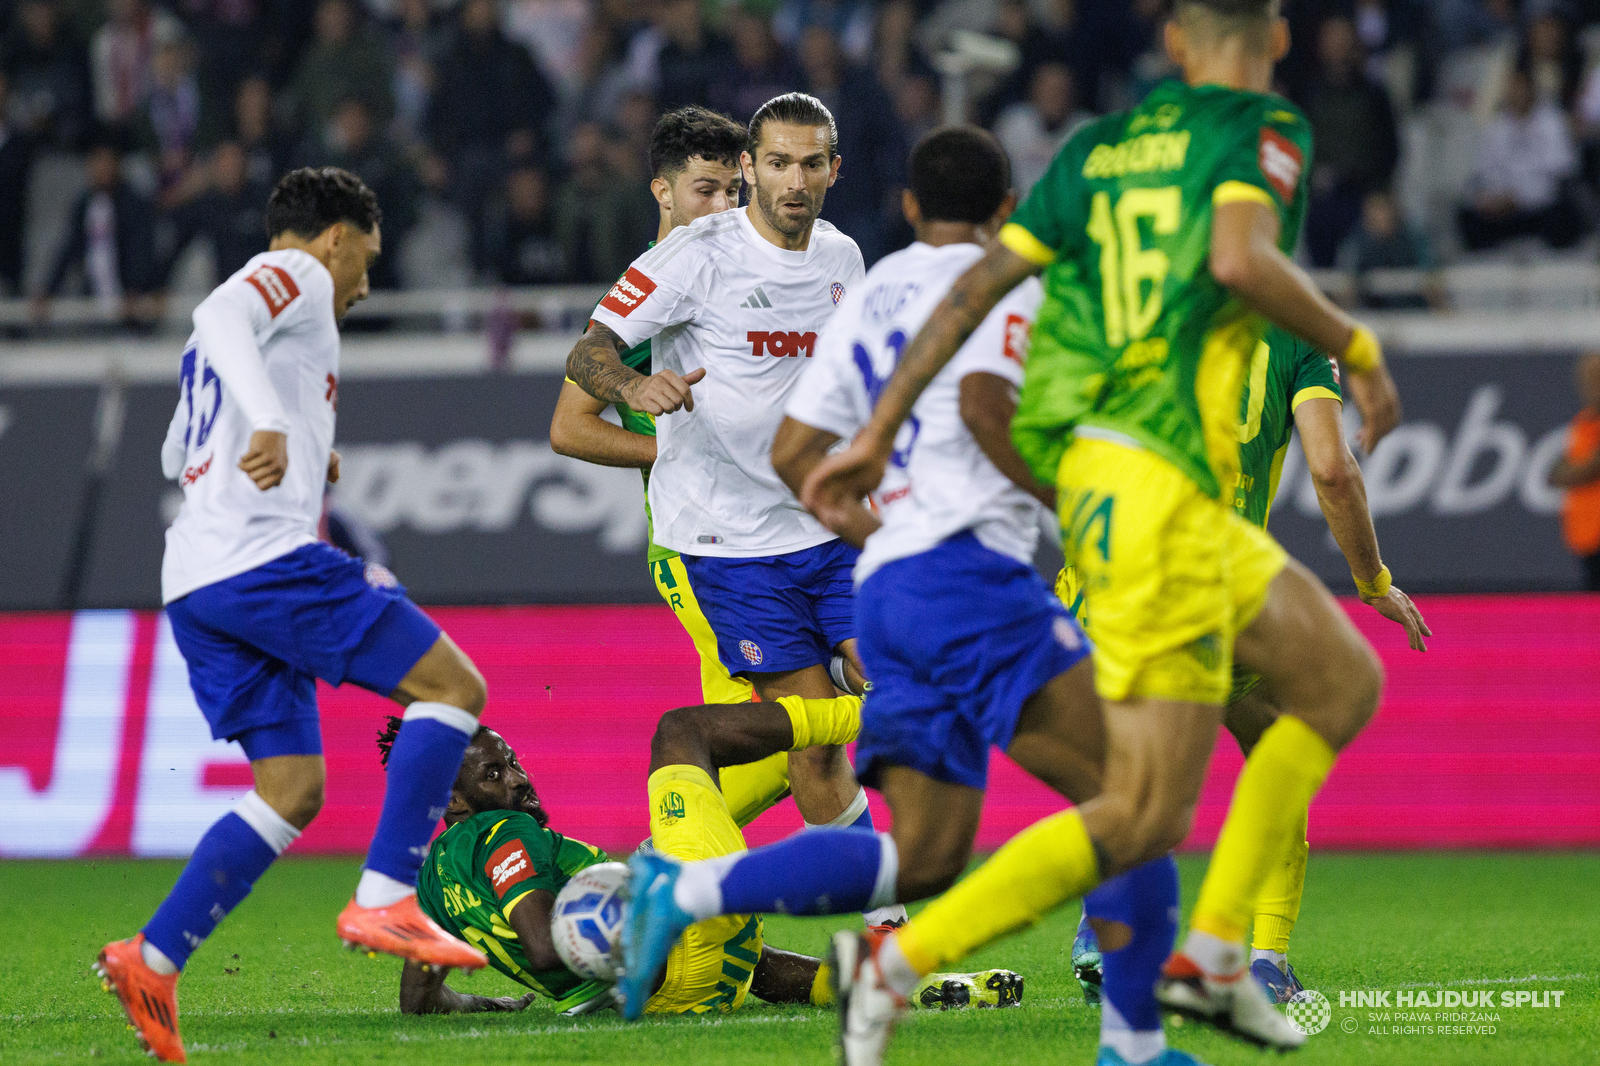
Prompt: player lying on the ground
<box><xmin>96</xmin><ymin>168</ymin><xmax>492</xmax><ymax>1065</ymax></box>
<box><xmin>622</xmin><ymin>126</ymin><xmax>1186</xmax><ymax>1066</ymax></box>
<box><xmin>800</xmin><ymin>1</ymin><xmax>1408</xmax><ymax>1060</ymax></box>
<box><xmin>1069</xmin><ymin>326</ymin><xmax>1431</xmax><ymax>1005</ymax></box>
<box><xmin>384</xmin><ymin>697</ymin><xmax>1019</xmax><ymax>1016</ymax></box>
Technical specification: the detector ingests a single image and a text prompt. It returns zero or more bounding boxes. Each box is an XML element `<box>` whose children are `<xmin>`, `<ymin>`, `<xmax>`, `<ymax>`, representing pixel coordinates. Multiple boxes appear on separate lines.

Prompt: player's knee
<box><xmin>262</xmin><ymin>771</ymin><xmax>325</xmax><ymax>830</ymax></box>
<box><xmin>438</xmin><ymin>657</ymin><xmax>487</xmax><ymax>717</ymax></box>
<box><xmin>893</xmin><ymin>833</ymin><xmax>970</xmax><ymax>901</ymax></box>
<box><xmin>650</xmin><ymin>706</ymin><xmax>712</xmax><ymax>769</ymax></box>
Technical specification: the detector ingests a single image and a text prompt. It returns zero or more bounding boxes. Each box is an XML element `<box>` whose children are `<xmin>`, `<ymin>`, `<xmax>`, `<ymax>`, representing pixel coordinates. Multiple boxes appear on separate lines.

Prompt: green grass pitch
<box><xmin>2</xmin><ymin>852</ymin><xmax>1595</xmax><ymax>1065</ymax></box>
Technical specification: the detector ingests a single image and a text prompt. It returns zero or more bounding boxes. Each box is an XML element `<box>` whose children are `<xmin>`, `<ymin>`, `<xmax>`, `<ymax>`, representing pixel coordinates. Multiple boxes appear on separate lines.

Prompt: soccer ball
<box><xmin>551</xmin><ymin>862</ymin><xmax>629</xmax><ymax>982</ymax></box>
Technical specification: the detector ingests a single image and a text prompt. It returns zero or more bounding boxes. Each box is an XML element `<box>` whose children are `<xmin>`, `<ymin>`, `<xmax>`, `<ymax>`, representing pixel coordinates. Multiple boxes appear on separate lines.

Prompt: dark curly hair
<box><xmin>376</xmin><ymin>714</ymin><xmax>487</xmax><ymax>769</ymax></box>
<box><xmin>649</xmin><ymin>105</ymin><xmax>747</xmax><ymax>180</ymax></box>
<box><xmin>748</xmin><ymin>92</ymin><xmax>838</xmax><ymax>159</ymax></box>
<box><xmin>265</xmin><ymin>166</ymin><xmax>381</xmax><ymax>241</ymax></box>
<box><xmin>909</xmin><ymin>126</ymin><xmax>1011</xmax><ymax>225</ymax></box>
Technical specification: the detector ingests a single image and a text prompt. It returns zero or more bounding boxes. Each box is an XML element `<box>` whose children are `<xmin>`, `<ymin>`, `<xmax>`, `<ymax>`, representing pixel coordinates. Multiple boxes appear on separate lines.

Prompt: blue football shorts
<box><xmin>852</xmin><ymin>531</ymin><xmax>1092</xmax><ymax>791</ymax></box>
<box><xmin>679</xmin><ymin>538</ymin><xmax>859</xmax><ymax>676</ymax></box>
<box><xmin>165</xmin><ymin>542</ymin><xmax>442</xmax><ymax>760</ymax></box>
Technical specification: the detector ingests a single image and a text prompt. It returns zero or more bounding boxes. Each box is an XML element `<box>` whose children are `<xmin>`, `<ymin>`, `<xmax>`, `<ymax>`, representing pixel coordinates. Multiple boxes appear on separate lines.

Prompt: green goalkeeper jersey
<box><xmin>416</xmin><ymin>809</ymin><xmax>609</xmax><ymax>1004</ymax></box>
<box><xmin>1005</xmin><ymin>80</ymin><xmax>1314</xmax><ymax>500</ymax></box>
<box><xmin>1233</xmin><ymin>326</ymin><xmax>1342</xmax><ymax>527</ymax></box>
<box><xmin>583</xmin><ymin>244</ymin><xmax>676</xmax><ymax>564</ymax></box>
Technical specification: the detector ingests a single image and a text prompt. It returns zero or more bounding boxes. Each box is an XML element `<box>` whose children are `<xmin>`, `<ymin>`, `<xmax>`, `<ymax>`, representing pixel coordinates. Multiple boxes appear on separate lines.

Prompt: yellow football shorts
<box><xmin>644</xmin><ymin>766</ymin><xmax>765</xmax><ymax>1015</ymax></box>
<box><xmin>1057</xmin><ymin>436</ymin><xmax>1287</xmax><ymax>705</ymax></box>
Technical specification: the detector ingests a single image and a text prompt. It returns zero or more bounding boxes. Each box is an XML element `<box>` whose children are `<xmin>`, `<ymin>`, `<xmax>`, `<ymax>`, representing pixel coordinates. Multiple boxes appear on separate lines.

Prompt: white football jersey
<box><xmin>588</xmin><ymin>206</ymin><xmax>865</xmax><ymax>558</ymax></box>
<box><xmin>160</xmin><ymin>249</ymin><xmax>340</xmax><ymax>602</ymax></box>
<box><xmin>785</xmin><ymin>241</ymin><xmax>1045</xmax><ymax>585</ymax></box>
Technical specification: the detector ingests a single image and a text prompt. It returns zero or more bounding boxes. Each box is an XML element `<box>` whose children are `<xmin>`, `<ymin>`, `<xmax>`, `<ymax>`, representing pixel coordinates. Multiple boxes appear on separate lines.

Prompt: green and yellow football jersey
<box><xmin>1005</xmin><ymin>80</ymin><xmax>1314</xmax><ymax>500</ymax></box>
<box><xmin>416</xmin><ymin>810</ymin><xmax>609</xmax><ymax>1005</ymax></box>
<box><xmin>1233</xmin><ymin>326</ymin><xmax>1342</xmax><ymax>527</ymax></box>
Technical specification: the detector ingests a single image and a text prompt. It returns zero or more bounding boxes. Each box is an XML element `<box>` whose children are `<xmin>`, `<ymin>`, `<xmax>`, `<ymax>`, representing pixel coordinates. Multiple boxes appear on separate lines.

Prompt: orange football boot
<box><xmin>95</xmin><ymin>934</ymin><xmax>186</xmax><ymax>1063</ymax></box>
<box><xmin>336</xmin><ymin>894</ymin><xmax>487</xmax><ymax>970</ymax></box>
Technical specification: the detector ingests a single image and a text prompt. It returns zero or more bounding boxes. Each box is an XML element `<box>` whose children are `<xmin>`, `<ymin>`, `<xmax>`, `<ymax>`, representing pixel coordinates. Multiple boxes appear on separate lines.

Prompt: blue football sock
<box><xmin>1085</xmin><ymin>855</ymin><xmax>1179</xmax><ymax>1062</ymax></box>
<box><xmin>143</xmin><ymin>791</ymin><xmax>299</xmax><ymax>970</ymax></box>
<box><xmin>678</xmin><ymin>827</ymin><xmax>896</xmax><ymax>918</ymax></box>
<box><xmin>364</xmin><ymin>702</ymin><xmax>477</xmax><ymax>886</ymax></box>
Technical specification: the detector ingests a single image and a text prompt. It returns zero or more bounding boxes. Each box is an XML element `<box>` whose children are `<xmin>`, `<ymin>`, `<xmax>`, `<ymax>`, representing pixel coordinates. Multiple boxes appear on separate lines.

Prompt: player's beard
<box><xmin>752</xmin><ymin>172</ymin><xmax>824</xmax><ymax>239</ymax></box>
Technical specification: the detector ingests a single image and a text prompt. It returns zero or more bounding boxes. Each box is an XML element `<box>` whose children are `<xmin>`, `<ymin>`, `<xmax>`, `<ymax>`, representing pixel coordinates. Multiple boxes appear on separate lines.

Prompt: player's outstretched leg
<box><xmin>337</xmin><ymin>635</ymin><xmax>490</xmax><ymax>970</ymax></box>
<box><xmin>97</xmin><ymin>773</ymin><xmax>308</xmax><ymax>1063</ymax></box>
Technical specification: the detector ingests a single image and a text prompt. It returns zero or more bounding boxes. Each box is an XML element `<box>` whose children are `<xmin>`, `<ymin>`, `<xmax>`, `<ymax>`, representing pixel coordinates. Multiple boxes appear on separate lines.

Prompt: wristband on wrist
<box><xmin>1354</xmin><ymin>565</ymin><xmax>1392</xmax><ymax>599</ymax></box>
<box><xmin>1342</xmin><ymin>325</ymin><xmax>1384</xmax><ymax>374</ymax></box>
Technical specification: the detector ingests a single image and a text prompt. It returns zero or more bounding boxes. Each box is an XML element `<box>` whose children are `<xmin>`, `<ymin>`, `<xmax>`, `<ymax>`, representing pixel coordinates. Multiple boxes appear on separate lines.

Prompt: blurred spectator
<box><xmin>35</xmin><ymin>136</ymin><xmax>160</xmax><ymax>321</ymax></box>
<box><xmin>177</xmin><ymin>0</ymin><xmax>265</xmax><ymax>122</ymax></box>
<box><xmin>554</xmin><ymin>121</ymin><xmax>656</xmax><ymax>282</ymax></box>
<box><xmin>893</xmin><ymin>70</ymin><xmax>939</xmax><ymax>147</ymax></box>
<box><xmin>1459</xmin><ymin>65</ymin><xmax>1585</xmax><ymax>251</ymax></box>
<box><xmin>91</xmin><ymin>0</ymin><xmax>183</xmax><ymax>128</ymax></box>
<box><xmin>980</xmin><ymin>0</ymin><xmax>1144</xmax><ymax>122</ymax></box>
<box><xmin>288</xmin><ymin>0</ymin><xmax>394</xmax><ymax>134</ymax></box>
<box><xmin>229</xmin><ymin>74</ymin><xmax>290</xmax><ymax>190</ymax></box>
<box><xmin>0</xmin><ymin>72</ymin><xmax>38</xmax><ymax>296</ymax></box>
<box><xmin>559</xmin><ymin>17</ymin><xmax>634</xmax><ymax>137</ymax></box>
<box><xmin>1434</xmin><ymin>0</ymin><xmax>1518</xmax><ymax>55</ymax></box>
<box><xmin>386</xmin><ymin>0</ymin><xmax>444</xmax><ymax>148</ymax></box>
<box><xmin>708</xmin><ymin>7</ymin><xmax>801</xmax><ymax>122</ymax></box>
<box><xmin>142</xmin><ymin>33</ymin><xmax>202</xmax><ymax>205</ymax></box>
<box><xmin>161</xmin><ymin>140</ymin><xmax>268</xmax><ymax>286</ymax></box>
<box><xmin>504</xmin><ymin>0</ymin><xmax>591</xmax><ymax>97</ymax></box>
<box><xmin>798</xmin><ymin>24</ymin><xmax>907</xmax><ymax>265</ymax></box>
<box><xmin>774</xmin><ymin>0</ymin><xmax>874</xmax><ymax>65</ymax></box>
<box><xmin>1337</xmin><ymin>189</ymin><xmax>1436</xmax><ymax>309</ymax></box>
<box><xmin>489</xmin><ymin>165</ymin><xmax>568</xmax><ymax>284</ymax></box>
<box><xmin>428</xmin><ymin>0</ymin><xmax>554</xmax><ymax>270</ymax></box>
<box><xmin>872</xmin><ymin>0</ymin><xmax>924</xmax><ymax>96</ymax></box>
<box><xmin>994</xmin><ymin>62</ymin><xmax>1092</xmax><ymax>198</ymax></box>
<box><xmin>1550</xmin><ymin>353</ymin><xmax>1600</xmax><ymax>590</ymax></box>
<box><xmin>299</xmin><ymin>96</ymin><xmax>418</xmax><ymax>287</ymax></box>
<box><xmin>3</xmin><ymin>0</ymin><xmax>93</xmax><ymax>150</ymax></box>
<box><xmin>1350</xmin><ymin>0</ymin><xmax>1435</xmax><ymax>109</ymax></box>
<box><xmin>1476</xmin><ymin>9</ymin><xmax>1582</xmax><ymax>123</ymax></box>
<box><xmin>652</xmin><ymin>0</ymin><xmax>733</xmax><ymax>113</ymax></box>
<box><xmin>1300</xmin><ymin>15</ymin><xmax>1400</xmax><ymax>267</ymax></box>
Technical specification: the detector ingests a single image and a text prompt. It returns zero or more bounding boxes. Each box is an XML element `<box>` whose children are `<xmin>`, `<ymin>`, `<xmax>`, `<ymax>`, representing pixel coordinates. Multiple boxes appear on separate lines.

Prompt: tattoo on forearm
<box><xmin>566</xmin><ymin>324</ymin><xmax>640</xmax><ymax>404</ymax></box>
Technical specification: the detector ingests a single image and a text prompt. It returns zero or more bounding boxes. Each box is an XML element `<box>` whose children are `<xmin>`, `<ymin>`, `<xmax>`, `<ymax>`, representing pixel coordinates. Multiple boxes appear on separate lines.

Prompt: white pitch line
<box><xmin>1335</xmin><ymin>973</ymin><xmax>1588</xmax><ymax>991</ymax></box>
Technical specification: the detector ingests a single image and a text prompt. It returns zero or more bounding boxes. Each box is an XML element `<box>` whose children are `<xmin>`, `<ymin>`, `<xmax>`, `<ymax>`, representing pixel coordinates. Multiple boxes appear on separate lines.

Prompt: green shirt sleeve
<box><xmin>1000</xmin><ymin>122</ymin><xmax>1102</xmax><ymax>265</ymax></box>
<box><xmin>1290</xmin><ymin>341</ymin><xmax>1342</xmax><ymax>409</ymax></box>
<box><xmin>1208</xmin><ymin>99</ymin><xmax>1313</xmax><ymax>226</ymax></box>
<box><xmin>475</xmin><ymin>813</ymin><xmax>564</xmax><ymax>918</ymax></box>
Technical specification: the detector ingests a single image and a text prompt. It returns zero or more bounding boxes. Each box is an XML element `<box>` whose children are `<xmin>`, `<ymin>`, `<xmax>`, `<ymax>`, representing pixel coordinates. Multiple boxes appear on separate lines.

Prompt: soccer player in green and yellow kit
<box><xmin>805</xmin><ymin>0</ymin><xmax>1409</xmax><ymax>1058</ymax></box>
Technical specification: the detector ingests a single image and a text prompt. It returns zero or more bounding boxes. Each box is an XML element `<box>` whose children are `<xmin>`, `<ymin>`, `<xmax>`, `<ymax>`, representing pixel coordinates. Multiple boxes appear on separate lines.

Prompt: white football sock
<box><xmin>876</xmin><ymin>933</ymin><xmax>922</xmax><ymax>998</ymax></box>
<box><xmin>1100</xmin><ymin>999</ymin><xmax>1166</xmax><ymax>1063</ymax></box>
<box><xmin>355</xmin><ymin>868</ymin><xmax>415</xmax><ymax>909</ymax></box>
<box><xmin>1251</xmin><ymin>947</ymin><xmax>1288</xmax><ymax>970</ymax></box>
<box><xmin>1183</xmin><ymin>928</ymin><xmax>1246</xmax><ymax>976</ymax></box>
<box><xmin>140</xmin><ymin>939</ymin><xmax>179</xmax><ymax>976</ymax></box>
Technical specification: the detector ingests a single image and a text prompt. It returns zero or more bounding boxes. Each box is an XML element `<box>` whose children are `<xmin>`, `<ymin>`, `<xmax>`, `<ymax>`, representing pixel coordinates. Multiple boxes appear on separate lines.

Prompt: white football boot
<box><xmin>1155</xmin><ymin>952</ymin><xmax>1306</xmax><ymax>1050</ymax></box>
<box><xmin>830</xmin><ymin>929</ymin><xmax>909</xmax><ymax>1066</ymax></box>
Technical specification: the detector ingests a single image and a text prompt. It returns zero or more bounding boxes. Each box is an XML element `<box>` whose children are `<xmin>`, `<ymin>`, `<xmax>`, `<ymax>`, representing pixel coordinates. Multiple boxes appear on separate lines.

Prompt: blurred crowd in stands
<box><xmin>8</xmin><ymin>0</ymin><xmax>1600</xmax><ymax>324</ymax></box>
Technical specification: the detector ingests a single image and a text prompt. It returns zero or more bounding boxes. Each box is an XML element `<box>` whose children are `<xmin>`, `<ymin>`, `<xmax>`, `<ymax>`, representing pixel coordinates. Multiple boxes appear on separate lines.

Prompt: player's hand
<box><xmin>326</xmin><ymin>449</ymin><xmax>340</xmax><ymax>484</ymax></box>
<box><xmin>620</xmin><ymin>367</ymin><xmax>706</xmax><ymax>415</ymax></box>
<box><xmin>239</xmin><ymin>429</ymin><xmax>288</xmax><ymax>490</ymax></box>
<box><xmin>1346</xmin><ymin>362</ymin><xmax>1402</xmax><ymax>454</ymax></box>
<box><xmin>480</xmin><ymin>991</ymin><xmax>539</xmax><ymax>1012</ymax></box>
<box><xmin>1363</xmin><ymin>583</ymin><xmax>1430</xmax><ymax>652</ymax></box>
<box><xmin>802</xmin><ymin>432</ymin><xmax>892</xmax><ymax>535</ymax></box>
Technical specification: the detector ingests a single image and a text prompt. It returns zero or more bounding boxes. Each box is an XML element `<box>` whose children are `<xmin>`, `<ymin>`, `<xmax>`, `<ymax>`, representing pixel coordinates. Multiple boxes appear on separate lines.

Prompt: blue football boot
<box><xmin>1072</xmin><ymin>912</ymin><xmax>1104</xmax><ymax>1006</ymax></box>
<box><xmin>617</xmin><ymin>851</ymin><xmax>695</xmax><ymax>1020</ymax></box>
<box><xmin>1249</xmin><ymin>957</ymin><xmax>1305</xmax><ymax>1005</ymax></box>
<box><xmin>1095</xmin><ymin>1047</ymin><xmax>1214</xmax><ymax>1066</ymax></box>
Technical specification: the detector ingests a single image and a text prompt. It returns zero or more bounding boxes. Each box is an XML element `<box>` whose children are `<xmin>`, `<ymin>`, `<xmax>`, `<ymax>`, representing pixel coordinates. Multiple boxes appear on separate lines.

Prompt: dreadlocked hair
<box><xmin>376</xmin><ymin>715</ymin><xmax>490</xmax><ymax>769</ymax></box>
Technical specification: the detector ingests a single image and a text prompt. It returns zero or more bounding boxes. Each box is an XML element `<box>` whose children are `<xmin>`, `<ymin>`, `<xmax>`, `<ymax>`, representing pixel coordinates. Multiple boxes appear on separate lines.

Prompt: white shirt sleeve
<box><xmin>587</xmin><ymin>244</ymin><xmax>704</xmax><ymax>349</ymax></box>
<box><xmin>191</xmin><ymin>279</ymin><xmax>292</xmax><ymax>434</ymax></box>
<box><xmin>785</xmin><ymin>304</ymin><xmax>869</xmax><ymax>439</ymax></box>
<box><xmin>160</xmin><ymin>401</ymin><xmax>187</xmax><ymax>480</ymax></box>
<box><xmin>948</xmin><ymin>281</ymin><xmax>1041</xmax><ymax>388</ymax></box>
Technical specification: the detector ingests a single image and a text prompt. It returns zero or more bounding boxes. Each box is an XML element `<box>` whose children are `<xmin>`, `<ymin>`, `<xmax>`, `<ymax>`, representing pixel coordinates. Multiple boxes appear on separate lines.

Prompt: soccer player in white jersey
<box><xmin>566</xmin><ymin>93</ymin><xmax>891</xmax><ymax>860</ymax></box>
<box><xmin>622</xmin><ymin>127</ymin><xmax>1201</xmax><ymax>1066</ymax></box>
<box><xmin>95</xmin><ymin>169</ymin><xmax>489</xmax><ymax>1064</ymax></box>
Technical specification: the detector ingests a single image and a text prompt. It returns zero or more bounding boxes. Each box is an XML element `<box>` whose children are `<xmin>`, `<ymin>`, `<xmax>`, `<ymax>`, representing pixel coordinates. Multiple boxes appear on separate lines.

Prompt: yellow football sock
<box><xmin>896</xmin><ymin>809</ymin><xmax>1099</xmax><ymax>975</ymax></box>
<box><xmin>647</xmin><ymin>765</ymin><xmax>747</xmax><ymax>863</ymax></box>
<box><xmin>810</xmin><ymin>962</ymin><xmax>834</xmax><ymax>1007</ymax></box>
<box><xmin>1193</xmin><ymin>715</ymin><xmax>1335</xmax><ymax>943</ymax></box>
<box><xmin>718</xmin><ymin>753</ymin><xmax>790</xmax><ymax>830</ymax></box>
<box><xmin>777</xmin><ymin>694</ymin><xmax>862</xmax><ymax>749</ymax></box>
<box><xmin>1252</xmin><ymin>808</ymin><xmax>1309</xmax><ymax>954</ymax></box>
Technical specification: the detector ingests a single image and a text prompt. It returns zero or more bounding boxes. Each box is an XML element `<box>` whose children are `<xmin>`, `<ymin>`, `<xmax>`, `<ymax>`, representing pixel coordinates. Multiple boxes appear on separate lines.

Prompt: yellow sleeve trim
<box><xmin>501</xmin><ymin>889</ymin><xmax>532</xmax><ymax>920</ymax></box>
<box><xmin>1291</xmin><ymin>386</ymin><xmax>1341</xmax><ymax>411</ymax></box>
<box><xmin>1213</xmin><ymin>181</ymin><xmax>1277</xmax><ymax>209</ymax></box>
<box><xmin>999</xmin><ymin>222</ymin><xmax>1057</xmax><ymax>267</ymax></box>
<box><xmin>563</xmin><ymin>377</ymin><xmax>578</xmax><ymax>386</ymax></box>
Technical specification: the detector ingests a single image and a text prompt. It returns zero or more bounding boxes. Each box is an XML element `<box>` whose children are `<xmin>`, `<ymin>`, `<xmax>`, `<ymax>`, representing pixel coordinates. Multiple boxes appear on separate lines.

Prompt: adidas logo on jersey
<box><xmin>741</xmin><ymin>286</ymin><xmax>773</xmax><ymax>309</ymax></box>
